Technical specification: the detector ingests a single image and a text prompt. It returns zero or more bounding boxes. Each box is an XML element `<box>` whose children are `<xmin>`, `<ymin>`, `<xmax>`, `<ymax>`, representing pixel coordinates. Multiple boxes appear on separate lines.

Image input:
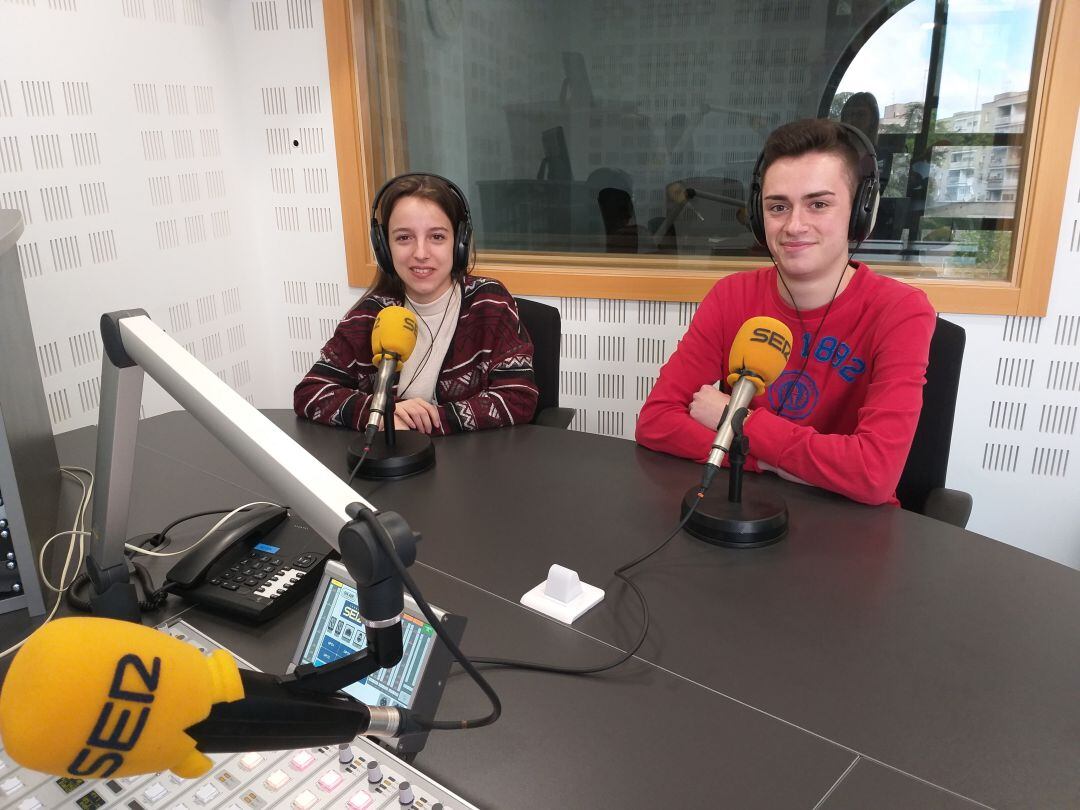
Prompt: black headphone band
<box><xmin>369</xmin><ymin>172</ymin><xmax>473</xmax><ymax>278</ymax></box>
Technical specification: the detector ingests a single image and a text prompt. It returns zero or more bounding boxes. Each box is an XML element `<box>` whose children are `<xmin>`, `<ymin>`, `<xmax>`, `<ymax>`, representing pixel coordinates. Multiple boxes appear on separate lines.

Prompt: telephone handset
<box><xmin>166</xmin><ymin>505</ymin><xmax>288</xmax><ymax>588</ymax></box>
<box><xmin>165</xmin><ymin>504</ymin><xmax>333</xmax><ymax>623</ymax></box>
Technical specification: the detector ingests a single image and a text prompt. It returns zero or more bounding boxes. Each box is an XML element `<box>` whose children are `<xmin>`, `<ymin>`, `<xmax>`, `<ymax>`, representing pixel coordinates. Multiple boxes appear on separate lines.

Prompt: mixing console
<box><xmin>0</xmin><ymin>620</ymin><xmax>477</xmax><ymax>810</ymax></box>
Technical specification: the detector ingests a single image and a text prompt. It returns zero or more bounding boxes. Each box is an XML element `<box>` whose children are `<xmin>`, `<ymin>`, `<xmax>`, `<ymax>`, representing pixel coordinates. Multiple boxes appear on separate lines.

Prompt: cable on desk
<box><xmin>356</xmin><ymin>506</ymin><xmax>501</xmax><ymax>731</ymax></box>
<box><xmin>123</xmin><ymin>501</ymin><xmax>286</xmax><ymax>560</ymax></box>
<box><xmin>64</xmin><ymin>501</ymin><xmax>286</xmax><ymax>614</ymax></box>
<box><xmin>346</xmin><ymin>442</ymin><xmax>373</xmax><ymax>488</ymax></box>
<box><xmin>465</xmin><ymin>486</ymin><xmax>707</xmax><ymax>676</ymax></box>
<box><xmin>0</xmin><ymin>466</ymin><xmax>94</xmax><ymax>659</ymax></box>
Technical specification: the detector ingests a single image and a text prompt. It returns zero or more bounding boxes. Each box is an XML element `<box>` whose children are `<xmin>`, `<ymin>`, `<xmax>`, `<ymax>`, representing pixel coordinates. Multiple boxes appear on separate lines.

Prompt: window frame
<box><xmin>323</xmin><ymin>0</ymin><xmax>1077</xmax><ymax>315</ymax></box>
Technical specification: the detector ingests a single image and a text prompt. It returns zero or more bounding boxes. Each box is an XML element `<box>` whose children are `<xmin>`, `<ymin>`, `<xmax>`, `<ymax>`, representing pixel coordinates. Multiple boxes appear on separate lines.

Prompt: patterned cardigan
<box><xmin>294</xmin><ymin>276</ymin><xmax>538</xmax><ymax>434</ymax></box>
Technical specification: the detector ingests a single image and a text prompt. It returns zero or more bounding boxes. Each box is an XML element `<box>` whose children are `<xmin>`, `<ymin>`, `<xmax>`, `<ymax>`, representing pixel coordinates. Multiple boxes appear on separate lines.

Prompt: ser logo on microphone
<box><xmin>373</xmin><ymin>311</ymin><xmax>418</xmax><ymax>339</ymax></box>
<box><xmin>67</xmin><ymin>654</ymin><xmax>161</xmax><ymax>778</ymax></box>
<box><xmin>750</xmin><ymin>326</ymin><xmax>792</xmax><ymax>359</ymax></box>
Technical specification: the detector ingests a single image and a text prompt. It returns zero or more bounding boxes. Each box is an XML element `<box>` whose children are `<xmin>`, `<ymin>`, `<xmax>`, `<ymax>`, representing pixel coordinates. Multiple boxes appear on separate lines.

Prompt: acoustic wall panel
<box><xmin>0</xmin><ymin>1</ymin><xmax>265</xmax><ymax>433</ymax></box>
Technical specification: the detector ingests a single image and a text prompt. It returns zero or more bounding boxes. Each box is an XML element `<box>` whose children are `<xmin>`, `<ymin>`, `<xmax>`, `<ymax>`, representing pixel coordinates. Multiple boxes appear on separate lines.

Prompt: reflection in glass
<box><xmin>368</xmin><ymin>0</ymin><xmax>1042</xmax><ymax>281</ymax></box>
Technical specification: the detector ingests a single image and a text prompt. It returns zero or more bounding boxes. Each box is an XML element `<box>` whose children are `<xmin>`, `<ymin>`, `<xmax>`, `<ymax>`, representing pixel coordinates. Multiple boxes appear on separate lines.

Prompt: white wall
<box><xmin>2</xmin><ymin>2</ymin><xmax>1078</xmax><ymax>569</ymax></box>
<box><xmin>0</xmin><ymin>0</ymin><xmax>272</xmax><ymax>423</ymax></box>
<box><xmin>945</xmin><ymin>125</ymin><xmax>1080</xmax><ymax>566</ymax></box>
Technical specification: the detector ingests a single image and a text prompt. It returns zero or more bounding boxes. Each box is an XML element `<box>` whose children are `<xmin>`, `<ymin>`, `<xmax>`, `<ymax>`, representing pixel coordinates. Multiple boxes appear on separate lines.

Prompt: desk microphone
<box><xmin>364</xmin><ymin>305</ymin><xmax>419</xmax><ymax>442</ymax></box>
<box><xmin>701</xmin><ymin>316</ymin><xmax>793</xmax><ymax>490</ymax></box>
<box><xmin>0</xmin><ymin>618</ymin><xmax>417</xmax><ymax>779</ymax></box>
<box><xmin>350</xmin><ymin>306</ymin><xmax>435</xmax><ymax>478</ymax></box>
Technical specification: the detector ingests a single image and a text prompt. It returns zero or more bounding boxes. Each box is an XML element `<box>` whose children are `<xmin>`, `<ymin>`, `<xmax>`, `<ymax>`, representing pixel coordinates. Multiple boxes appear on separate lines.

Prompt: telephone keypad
<box><xmin>174</xmin><ymin>516</ymin><xmax>332</xmax><ymax>623</ymax></box>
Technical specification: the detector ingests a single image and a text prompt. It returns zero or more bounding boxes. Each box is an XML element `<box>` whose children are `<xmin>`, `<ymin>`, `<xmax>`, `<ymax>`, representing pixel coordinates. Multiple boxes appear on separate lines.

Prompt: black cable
<box><xmin>465</xmin><ymin>487</ymin><xmax>706</xmax><ymax>676</ymax></box>
<box><xmin>65</xmin><ymin>564</ymin><xmax>175</xmax><ymax>613</ymax></box>
<box><xmin>346</xmin><ymin>440</ymin><xmax>373</xmax><ymax>487</ymax></box>
<box><xmin>397</xmin><ymin>287</ymin><xmax>455</xmax><ymax>400</ymax></box>
<box><xmin>771</xmin><ymin>250</ymin><xmax>860</xmax><ymax>418</ymax></box>
<box><xmin>355</xmin><ymin>507</ymin><xmax>501</xmax><ymax>731</ymax></box>
<box><xmin>64</xmin><ymin>505</ymin><xmax>275</xmax><ymax>614</ymax></box>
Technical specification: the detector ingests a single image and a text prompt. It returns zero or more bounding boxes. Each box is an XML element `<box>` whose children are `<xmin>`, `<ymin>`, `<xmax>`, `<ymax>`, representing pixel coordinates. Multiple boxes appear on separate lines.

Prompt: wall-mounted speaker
<box><xmin>0</xmin><ymin>210</ymin><xmax>61</xmax><ymax>616</ymax></box>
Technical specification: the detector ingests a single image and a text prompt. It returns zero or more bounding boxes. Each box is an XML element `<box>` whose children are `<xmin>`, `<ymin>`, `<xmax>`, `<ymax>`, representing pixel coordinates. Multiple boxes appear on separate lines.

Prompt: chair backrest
<box><xmin>896</xmin><ymin>317</ymin><xmax>966</xmax><ymax>513</ymax></box>
<box><xmin>514</xmin><ymin>297</ymin><xmax>561</xmax><ymax>418</ymax></box>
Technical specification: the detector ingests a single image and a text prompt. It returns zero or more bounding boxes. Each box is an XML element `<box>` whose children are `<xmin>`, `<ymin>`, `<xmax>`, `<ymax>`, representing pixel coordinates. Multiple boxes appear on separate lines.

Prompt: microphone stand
<box><xmin>187</xmin><ymin>504</ymin><xmax>426</xmax><ymax>751</ymax></box>
<box><xmin>681</xmin><ymin>408</ymin><xmax>788</xmax><ymax>547</ymax></box>
<box><xmin>685</xmin><ymin>187</ymin><xmax>746</xmax><ymax>210</ymax></box>
<box><xmin>346</xmin><ymin>368</ymin><xmax>436</xmax><ymax>480</ymax></box>
<box><xmin>653</xmin><ymin>186</ymin><xmax>749</xmax><ymax>251</ymax></box>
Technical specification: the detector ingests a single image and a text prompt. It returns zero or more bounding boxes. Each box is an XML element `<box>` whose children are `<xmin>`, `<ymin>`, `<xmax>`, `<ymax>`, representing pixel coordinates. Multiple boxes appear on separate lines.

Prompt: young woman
<box><xmin>294</xmin><ymin>173</ymin><xmax>538</xmax><ymax>434</ymax></box>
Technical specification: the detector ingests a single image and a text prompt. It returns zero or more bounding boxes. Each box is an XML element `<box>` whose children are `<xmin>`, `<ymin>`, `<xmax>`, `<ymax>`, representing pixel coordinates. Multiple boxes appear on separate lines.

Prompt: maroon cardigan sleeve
<box><xmin>293</xmin><ymin>299</ymin><xmax>382</xmax><ymax>430</ymax></box>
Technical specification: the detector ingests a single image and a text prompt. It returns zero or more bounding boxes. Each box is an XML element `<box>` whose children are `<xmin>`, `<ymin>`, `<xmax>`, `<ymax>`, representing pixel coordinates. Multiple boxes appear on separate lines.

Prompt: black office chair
<box><xmin>896</xmin><ymin>317</ymin><xmax>973</xmax><ymax>527</ymax></box>
<box><xmin>514</xmin><ymin>297</ymin><xmax>575</xmax><ymax>429</ymax></box>
<box><xmin>587</xmin><ymin>167</ymin><xmax>645</xmax><ymax>254</ymax></box>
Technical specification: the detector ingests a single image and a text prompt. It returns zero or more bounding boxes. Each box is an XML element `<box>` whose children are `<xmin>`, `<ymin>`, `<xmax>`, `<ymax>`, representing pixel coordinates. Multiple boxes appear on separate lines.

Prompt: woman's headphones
<box><xmin>369</xmin><ymin>172</ymin><xmax>473</xmax><ymax>278</ymax></box>
<box><xmin>747</xmin><ymin>121</ymin><xmax>880</xmax><ymax>246</ymax></box>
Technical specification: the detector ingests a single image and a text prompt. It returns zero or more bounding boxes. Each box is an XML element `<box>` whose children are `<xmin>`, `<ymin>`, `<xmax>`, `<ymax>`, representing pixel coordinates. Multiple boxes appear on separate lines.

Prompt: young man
<box><xmin>636</xmin><ymin>118</ymin><xmax>936</xmax><ymax>506</ymax></box>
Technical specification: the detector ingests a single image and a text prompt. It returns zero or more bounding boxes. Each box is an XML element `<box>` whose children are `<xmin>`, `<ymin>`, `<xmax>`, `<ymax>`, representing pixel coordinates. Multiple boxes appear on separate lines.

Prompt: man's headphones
<box><xmin>369</xmin><ymin>172</ymin><xmax>473</xmax><ymax>278</ymax></box>
<box><xmin>747</xmin><ymin>121</ymin><xmax>880</xmax><ymax>246</ymax></box>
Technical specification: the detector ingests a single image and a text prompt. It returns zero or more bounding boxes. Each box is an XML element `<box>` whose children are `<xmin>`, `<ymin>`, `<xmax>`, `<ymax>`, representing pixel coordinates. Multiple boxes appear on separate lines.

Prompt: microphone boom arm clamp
<box><xmin>287</xmin><ymin>504</ymin><xmax>419</xmax><ymax>695</ymax></box>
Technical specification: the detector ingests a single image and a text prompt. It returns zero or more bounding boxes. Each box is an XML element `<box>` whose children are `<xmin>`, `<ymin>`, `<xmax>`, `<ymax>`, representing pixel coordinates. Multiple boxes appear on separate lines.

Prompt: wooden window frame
<box><xmin>324</xmin><ymin>0</ymin><xmax>1078</xmax><ymax>315</ymax></box>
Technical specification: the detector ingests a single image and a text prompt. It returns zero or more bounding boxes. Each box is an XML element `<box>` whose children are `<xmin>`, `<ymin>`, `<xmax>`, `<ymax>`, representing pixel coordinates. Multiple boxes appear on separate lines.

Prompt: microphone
<box><xmin>364</xmin><ymin>306</ymin><xmax>419</xmax><ymax>442</ymax></box>
<box><xmin>0</xmin><ymin>618</ymin><xmax>417</xmax><ymax>779</ymax></box>
<box><xmin>701</xmin><ymin>316</ymin><xmax>793</xmax><ymax>489</ymax></box>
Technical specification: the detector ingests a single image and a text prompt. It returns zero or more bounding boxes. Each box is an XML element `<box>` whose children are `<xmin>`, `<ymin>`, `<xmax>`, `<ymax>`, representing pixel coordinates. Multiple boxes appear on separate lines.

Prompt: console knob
<box><xmin>366</xmin><ymin>761</ymin><xmax>383</xmax><ymax>784</ymax></box>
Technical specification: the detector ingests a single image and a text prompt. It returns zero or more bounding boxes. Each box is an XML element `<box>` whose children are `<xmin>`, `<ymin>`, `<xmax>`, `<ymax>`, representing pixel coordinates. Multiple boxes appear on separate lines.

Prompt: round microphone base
<box><xmin>681</xmin><ymin>487</ymin><xmax>788</xmax><ymax>548</ymax></box>
<box><xmin>346</xmin><ymin>431</ymin><xmax>435</xmax><ymax>480</ymax></box>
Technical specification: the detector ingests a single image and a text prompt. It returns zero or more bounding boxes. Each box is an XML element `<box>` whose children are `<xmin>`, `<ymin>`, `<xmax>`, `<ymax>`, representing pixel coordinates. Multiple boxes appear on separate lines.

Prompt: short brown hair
<box><xmin>759</xmin><ymin>118</ymin><xmax>861</xmax><ymax>192</ymax></box>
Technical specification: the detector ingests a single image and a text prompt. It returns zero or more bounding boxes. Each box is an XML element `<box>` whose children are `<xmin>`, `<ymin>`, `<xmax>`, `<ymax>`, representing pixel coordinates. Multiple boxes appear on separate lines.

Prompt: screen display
<box><xmin>253</xmin><ymin>542</ymin><xmax>280</xmax><ymax>553</ymax></box>
<box><xmin>299</xmin><ymin>578</ymin><xmax>436</xmax><ymax>709</ymax></box>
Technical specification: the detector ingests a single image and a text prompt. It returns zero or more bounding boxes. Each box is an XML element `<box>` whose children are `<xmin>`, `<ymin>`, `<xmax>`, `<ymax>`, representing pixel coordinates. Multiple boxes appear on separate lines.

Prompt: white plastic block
<box><xmin>520</xmin><ymin>563</ymin><xmax>604</xmax><ymax>623</ymax></box>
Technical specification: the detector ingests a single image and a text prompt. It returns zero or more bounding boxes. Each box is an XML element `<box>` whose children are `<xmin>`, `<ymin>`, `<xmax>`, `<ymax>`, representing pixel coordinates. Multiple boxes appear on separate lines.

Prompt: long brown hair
<box><xmin>364</xmin><ymin>174</ymin><xmax>474</xmax><ymax>302</ymax></box>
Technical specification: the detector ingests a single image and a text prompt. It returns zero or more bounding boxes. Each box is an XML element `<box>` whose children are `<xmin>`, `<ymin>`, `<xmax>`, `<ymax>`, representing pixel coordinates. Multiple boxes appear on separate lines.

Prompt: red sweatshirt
<box><xmin>636</xmin><ymin>263</ymin><xmax>936</xmax><ymax>505</ymax></box>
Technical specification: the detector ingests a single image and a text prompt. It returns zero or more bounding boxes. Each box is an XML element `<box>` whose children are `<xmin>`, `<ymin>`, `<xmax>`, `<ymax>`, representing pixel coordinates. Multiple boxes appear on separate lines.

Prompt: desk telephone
<box><xmin>165</xmin><ymin>504</ymin><xmax>334</xmax><ymax>623</ymax></box>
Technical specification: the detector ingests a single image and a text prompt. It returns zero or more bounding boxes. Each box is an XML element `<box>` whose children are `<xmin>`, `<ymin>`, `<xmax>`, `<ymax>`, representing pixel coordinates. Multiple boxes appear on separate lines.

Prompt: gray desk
<box><xmin>6</xmin><ymin>411</ymin><xmax>1078</xmax><ymax>808</ymax></box>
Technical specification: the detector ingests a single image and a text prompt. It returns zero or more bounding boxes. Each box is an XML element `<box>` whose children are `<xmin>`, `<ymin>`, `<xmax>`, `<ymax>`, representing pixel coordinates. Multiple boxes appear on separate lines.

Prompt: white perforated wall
<box><xmin>222</xmin><ymin>0</ymin><xmax>350</xmax><ymax>403</ymax></box>
<box><xmin>944</xmin><ymin>141</ymin><xmax>1080</xmax><ymax>566</ymax></box>
<box><xmin>0</xmin><ymin>0</ymin><xmax>266</xmax><ymax>428</ymax></box>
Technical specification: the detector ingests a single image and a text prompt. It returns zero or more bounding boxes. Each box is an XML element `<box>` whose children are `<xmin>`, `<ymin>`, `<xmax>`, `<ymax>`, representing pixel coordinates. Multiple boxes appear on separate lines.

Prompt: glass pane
<box><xmin>366</xmin><ymin>0</ymin><xmax>1042</xmax><ymax>281</ymax></box>
<box><xmin>834</xmin><ymin>0</ymin><xmax>1038</xmax><ymax>279</ymax></box>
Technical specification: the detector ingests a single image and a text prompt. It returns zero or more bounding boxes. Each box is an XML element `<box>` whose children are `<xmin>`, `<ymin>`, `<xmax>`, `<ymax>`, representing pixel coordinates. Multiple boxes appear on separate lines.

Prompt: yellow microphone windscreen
<box><xmin>0</xmin><ymin>618</ymin><xmax>243</xmax><ymax>779</ymax></box>
<box><xmin>726</xmin><ymin>317</ymin><xmax>793</xmax><ymax>394</ymax></box>
<box><xmin>371</xmin><ymin>306</ymin><xmax>419</xmax><ymax>369</ymax></box>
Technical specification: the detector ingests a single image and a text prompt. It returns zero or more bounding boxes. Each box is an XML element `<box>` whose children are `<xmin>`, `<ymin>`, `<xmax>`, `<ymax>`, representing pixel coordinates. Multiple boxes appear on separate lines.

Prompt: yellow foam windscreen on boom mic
<box><xmin>0</xmin><ymin>618</ymin><xmax>243</xmax><ymax>779</ymax></box>
<box><xmin>371</xmin><ymin>306</ymin><xmax>419</xmax><ymax>370</ymax></box>
<box><xmin>726</xmin><ymin>316</ymin><xmax>794</xmax><ymax>395</ymax></box>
